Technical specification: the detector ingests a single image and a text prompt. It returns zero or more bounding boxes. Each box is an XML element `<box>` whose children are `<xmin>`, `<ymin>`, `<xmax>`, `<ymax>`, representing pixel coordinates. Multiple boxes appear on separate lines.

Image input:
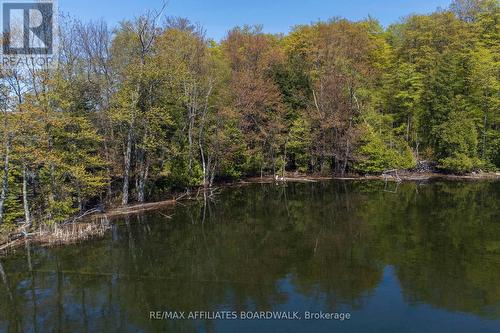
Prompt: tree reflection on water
<box><xmin>1</xmin><ymin>180</ymin><xmax>499</xmax><ymax>332</ymax></box>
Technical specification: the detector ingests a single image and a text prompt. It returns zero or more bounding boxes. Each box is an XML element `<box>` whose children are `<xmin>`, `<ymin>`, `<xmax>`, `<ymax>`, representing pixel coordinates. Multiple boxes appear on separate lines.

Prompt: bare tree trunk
<box><xmin>209</xmin><ymin>159</ymin><xmax>217</xmax><ymax>187</ymax></box>
<box><xmin>22</xmin><ymin>164</ymin><xmax>31</xmax><ymax>228</ymax></box>
<box><xmin>407</xmin><ymin>115</ymin><xmax>411</xmax><ymax>143</ymax></box>
<box><xmin>47</xmin><ymin>137</ymin><xmax>57</xmax><ymax>220</ymax></box>
<box><xmin>135</xmin><ymin>129</ymin><xmax>149</xmax><ymax>203</ymax></box>
<box><xmin>198</xmin><ymin>109</ymin><xmax>208</xmax><ymax>187</ymax></box>
<box><xmin>0</xmin><ymin>135</ymin><xmax>11</xmax><ymax>224</ymax></box>
<box><xmin>77</xmin><ymin>187</ymin><xmax>83</xmax><ymax>212</ymax></box>
<box><xmin>198</xmin><ymin>81</ymin><xmax>213</xmax><ymax>187</ymax></box>
<box><xmin>342</xmin><ymin>118</ymin><xmax>353</xmax><ymax>176</ymax></box>
<box><xmin>283</xmin><ymin>142</ymin><xmax>287</xmax><ymax>178</ymax></box>
<box><xmin>187</xmin><ymin>105</ymin><xmax>195</xmax><ymax>173</ymax></box>
<box><xmin>482</xmin><ymin>114</ymin><xmax>487</xmax><ymax>159</ymax></box>
<box><xmin>199</xmin><ymin>142</ymin><xmax>207</xmax><ymax>187</ymax></box>
<box><xmin>122</xmin><ymin>128</ymin><xmax>133</xmax><ymax>206</ymax></box>
<box><xmin>137</xmin><ymin>156</ymin><xmax>149</xmax><ymax>203</ymax></box>
<box><xmin>415</xmin><ymin>131</ymin><xmax>420</xmax><ymax>159</ymax></box>
<box><xmin>103</xmin><ymin>139</ymin><xmax>113</xmax><ymax>200</ymax></box>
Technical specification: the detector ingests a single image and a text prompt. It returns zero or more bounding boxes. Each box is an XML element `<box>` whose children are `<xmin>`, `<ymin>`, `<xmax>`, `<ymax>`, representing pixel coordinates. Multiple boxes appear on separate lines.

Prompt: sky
<box><xmin>61</xmin><ymin>0</ymin><xmax>454</xmax><ymax>40</ymax></box>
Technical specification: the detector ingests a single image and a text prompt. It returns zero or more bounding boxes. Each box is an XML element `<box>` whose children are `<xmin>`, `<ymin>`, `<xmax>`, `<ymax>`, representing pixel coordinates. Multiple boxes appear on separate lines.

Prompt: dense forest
<box><xmin>0</xmin><ymin>0</ymin><xmax>498</xmax><ymax>227</ymax></box>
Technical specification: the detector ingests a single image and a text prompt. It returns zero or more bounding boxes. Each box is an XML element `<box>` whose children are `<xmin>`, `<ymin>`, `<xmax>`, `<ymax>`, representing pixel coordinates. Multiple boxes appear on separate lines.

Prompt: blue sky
<box><xmin>61</xmin><ymin>0</ymin><xmax>453</xmax><ymax>40</ymax></box>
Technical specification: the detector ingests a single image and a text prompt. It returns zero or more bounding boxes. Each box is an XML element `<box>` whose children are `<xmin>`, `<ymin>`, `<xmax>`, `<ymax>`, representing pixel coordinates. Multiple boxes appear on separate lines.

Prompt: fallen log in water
<box><xmin>97</xmin><ymin>199</ymin><xmax>178</xmax><ymax>218</ymax></box>
<box><xmin>383</xmin><ymin>169</ymin><xmax>402</xmax><ymax>182</ymax></box>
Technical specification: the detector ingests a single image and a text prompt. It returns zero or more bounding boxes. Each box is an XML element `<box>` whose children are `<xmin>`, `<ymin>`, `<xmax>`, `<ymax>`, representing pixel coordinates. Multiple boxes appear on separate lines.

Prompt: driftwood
<box><xmin>0</xmin><ymin>225</ymin><xmax>30</xmax><ymax>249</ymax></box>
<box><xmin>0</xmin><ymin>238</ymin><xmax>24</xmax><ymax>252</ymax></box>
<box><xmin>383</xmin><ymin>169</ymin><xmax>402</xmax><ymax>183</ymax></box>
<box><xmin>281</xmin><ymin>177</ymin><xmax>317</xmax><ymax>183</ymax></box>
<box><xmin>98</xmin><ymin>201</ymin><xmax>175</xmax><ymax>218</ymax></box>
<box><xmin>62</xmin><ymin>208</ymin><xmax>103</xmax><ymax>226</ymax></box>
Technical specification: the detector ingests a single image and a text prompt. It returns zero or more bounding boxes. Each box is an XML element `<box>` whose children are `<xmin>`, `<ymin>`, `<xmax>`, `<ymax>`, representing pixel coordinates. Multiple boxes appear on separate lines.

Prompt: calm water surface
<box><xmin>1</xmin><ymin>180</ymin><xmax>499</xmax><ymax>333</ymax></box>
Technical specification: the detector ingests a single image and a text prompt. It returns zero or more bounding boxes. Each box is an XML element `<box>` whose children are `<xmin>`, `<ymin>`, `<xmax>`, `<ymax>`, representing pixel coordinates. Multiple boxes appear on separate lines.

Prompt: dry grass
<box><xmin>35</xmin><ymin>220</ymin><xmax>110</xmax><ymax>246</ymax></box>
<box><xmin>0</xmin><ymin>218</ymin><xmax>111</xmax><ymax>255</ymax></box>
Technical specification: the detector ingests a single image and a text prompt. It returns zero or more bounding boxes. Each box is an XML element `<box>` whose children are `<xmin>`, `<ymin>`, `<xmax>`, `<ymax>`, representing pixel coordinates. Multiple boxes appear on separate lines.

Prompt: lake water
<box><xmin>1</xmin><ymin>180</ymin><xmax>499</xmax><ymax>333</ymax></box>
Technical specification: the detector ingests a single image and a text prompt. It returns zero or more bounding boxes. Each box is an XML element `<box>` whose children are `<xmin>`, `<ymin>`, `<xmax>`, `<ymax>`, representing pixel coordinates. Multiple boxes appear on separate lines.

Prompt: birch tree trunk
<box><xmin>187</xmin><ymin>105</ymin><xmax>195</xmax><ymax>173</ymax></box>
<box><xmin>122</xmin><ymin>128</ymin><xmax>133</xmax><ymax>206</ymax></box>
<box><xmin>22</xmin><ymin>164</ymin><xmax>31</xmax><ymax>228</ymax></box>
<box><xmin>198</xmin><ymin>82</ymin><xmax>212</xmax><ymax>187</ymax></box>
<box><xmin>103</xmin><ymin>139</ymin><xmax>113</xmax><ymax>200</ymax></box>
<box><xmin>482</xmin><ymin>114</ymin><xmax>487</xmax><ymax>159</ymax></box>
<box><xmin>137</xmin><ymin>156</ymin><xmax>149</xmax><ymax>203</ymax></box>
<box><xmin>199</xmin><ymin>142</ymin><xmax>207</xmax><ymax>187</ymax></box>
<box><xmin>0</xmin><ymin>135</ymin><xmax>11</xmax><ymax>224</ymax></box>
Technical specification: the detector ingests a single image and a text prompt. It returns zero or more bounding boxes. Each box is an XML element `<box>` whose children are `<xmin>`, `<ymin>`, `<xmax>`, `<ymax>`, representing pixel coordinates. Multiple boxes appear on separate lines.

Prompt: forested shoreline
<box><xmin>0</xmin><ymin>0</ymin><xmax>498</xmax><ymax>230</ymax></box>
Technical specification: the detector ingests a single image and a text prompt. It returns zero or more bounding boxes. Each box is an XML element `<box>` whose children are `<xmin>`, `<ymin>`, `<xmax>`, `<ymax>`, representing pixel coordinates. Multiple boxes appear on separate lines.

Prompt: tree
<box><xmin>435</xmin><ymin>110</ymin><xmax>480</xmax><ymax>173</ymax></box>
<box><xmin>450</xmin><ymin>0</ymin><xmax>498</xmax><ymax>23</ymax></box>
<box><xmin>223</xmin><ymin>26</ymin><xmax>287</xmax><ymax>176</ymax></box>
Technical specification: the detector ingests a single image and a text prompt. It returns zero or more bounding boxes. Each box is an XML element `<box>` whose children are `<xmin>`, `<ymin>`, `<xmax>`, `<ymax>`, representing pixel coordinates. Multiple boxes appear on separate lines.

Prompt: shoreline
<box><xmin>1</xmin><ymin>171</ymin><xmax>499</xmax><ymax>256</ymax></box>
<box><xmin>241</xmin><ymin>171</ymin><xmax>500</xmax><ymax>183</ymax></box>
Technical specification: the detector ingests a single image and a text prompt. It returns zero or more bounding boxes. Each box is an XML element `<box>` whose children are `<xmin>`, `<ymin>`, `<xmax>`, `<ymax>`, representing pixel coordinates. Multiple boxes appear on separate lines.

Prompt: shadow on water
<box><xmin>0</xmin><ymin>180</ymin><xmax>499</xmax><ymax>332</ymax></box>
